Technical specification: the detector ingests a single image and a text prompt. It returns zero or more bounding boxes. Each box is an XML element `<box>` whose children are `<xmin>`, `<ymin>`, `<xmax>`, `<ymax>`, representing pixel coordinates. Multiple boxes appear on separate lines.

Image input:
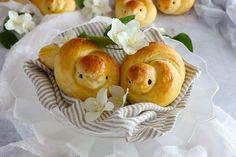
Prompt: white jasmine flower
<box><xmin>54</xmin><ymin>30</ymin><xmax>77</xmax><ymax>46</ymax></box>
<box><xmin>107</xmin><ymin>18</ymin><xmax>126</xmax><ymax>45</ymax></box>
<box><xmin>83</xmin><ymin>88</ymin><xmax>114</xmax><ymax>122</ymax></box>
<box><xmin>5</xmin><ymin>10</ymin><xmax>35</xmax><ymax>34</ymax></box>
<box><xmin>108</xmin><ymin>85</ymin><xmax>129</xmax><ymax>110</ymax></box>
<box><xmin>81</xmin><ymin>0</ymin><xmax>111</xmax><ymax>18</ymax></box>
<box><xmin>81</xmin><ymin>0</ymin><xmax>94</xmax><ymax>19</ymax></box>
<box><xmin>107</xmin><ymin>18</ymin><xmax>149</xmax><ymax>55</ymax></box>
<box><xmin>92</xmin><ymin>0</ymin><xmax>111</xmax><ymax>16</ymax></box>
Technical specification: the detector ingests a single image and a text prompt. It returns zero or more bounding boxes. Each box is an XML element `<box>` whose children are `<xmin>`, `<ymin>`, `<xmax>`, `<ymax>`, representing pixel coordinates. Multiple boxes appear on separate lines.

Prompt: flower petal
<box><xmin>84</xmin><ymin>0</ymin><xmax>93</xmax><ymax>8</ymax></box>
<box><xmin>96</xmin><ymin>88</ymin><xmax>108</xmax><ymax>105</ymax></box>
<box><xmin>131</xmin><ymin>29</ymin><xmax>146</xmax><ymax>41</ymax></box>
<box><xmin>19</xmin><ymin>13</ymin><xmax>32</xmax><ymax>22</ymax></box>
<box><xmin>108</xmin><ymin>97</ymin><xmax>122</xmax><ymax>110</ymax></box>
<box><xmin>14</xmin><ymin>25</ymin><xmax>25</xmax><ymax>34</ymax></box>
<box><xmin>85</xmin><ymin>111</ymin><xmax>102</xmax><ymax>122</ymax></box>
<box><xmin>111</xmin><ymin>18</ymin><xmax>126</xmax><ymax>33</ymax></box>
<box><xmin>93</xmin><ymin>0</ymin><xmax>100</xmax><ymax>5</ymax></box>
<box><xmin>108</xmin><ymin>97</ymin><xmax>117</xmax><ymax>106</ymax></box>
<box><xmin>4</xmin><ymin>20</ymin><xmax>15</xmax><ymax>31</ymax></box>
<box><xmin>90</xmin><ymin>0</ymin><xmax>111</xmax><ymax>16</ymax></box>
<box><xmin>123</xmin><ymin>46</ymin><xmax>137</xmax><ymax>55</ymax></box>
<box><xmin>116</xmin><ymin>31</ymin><xmax>129</xmax><ymax>47</ymax></box>
<box><xmin>8</xmin><ymin>10</ymin><xmax>18</xmax><ymax>20</ymax></box>
<box><xmin>83</xmin><ymin>97</ymin><xmax>97</xmax><ymax>111</ymax></box>
<box><xmin>102</xmin><ymin>6</ymin><xmax>112</xmax><ymax>15</ymax></box>
<box><xmin>108</xmin><ymin>18</ymin><xmax>147</xmax><ymax>55</ymax></box>
<box><xmin>104</xmin><ymin>102</ymin><xmax>114</xmax><ymax>111</ymax></box>
<box><xmin>107</xmin><ymin>18</ymin><xmax>126</xmax><ymax>43</ymax></box>
<box><xmin>81</xmin><ymin>7</ymin><xmax>93</xmax><ymax>19</ymax></box>
<box><xmin>92</xmin><ymin>6</ymin><xmax>102</xmax><ymax>15</ymax></box>
<box><xmin>126</xmin><ymin>20</ymin><xmax>140</xmax><ymax>30</ymax></box>
<box><xmin>131</xmin><ymin>34</ymin><xmax>149</xmax><ymax>51</ymax></box>
<box><xmin>109</xmin><ymin>85</ymin><xmax>125</xmax><ymax>97</ymax></box>
<box><xmin>23</xmin><ymin>21</ymin><xmax>35</xmax><ymax>32</ymax></box>
<box><xmin>122</xmin><ymin>88</ymin><xmax>129</xmax><ymax>106</ymax></box>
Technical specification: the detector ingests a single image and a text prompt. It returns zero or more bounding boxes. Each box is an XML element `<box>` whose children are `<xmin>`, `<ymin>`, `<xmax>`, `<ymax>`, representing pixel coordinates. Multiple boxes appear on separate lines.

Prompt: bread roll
<box><xmin>31</xmin><ymin>0</ymin><xmax>76</xmax><ymax>15</ymax></box>
<box><xmin>39</xmin><ymin>44</ymin><xmax>60</xmax><ymax>70</ymax></box>
<box><xmin>121</xmin><ymin>42</ymin><xmax>185</xmax><ymax>106</ymax></box>
<box><xmin>54</xmin><ymin>38</ymin><xmax>120</xmax><ymax>100</ymax></box>
<box><xmin>115</xmin><ymin>0</ymin><xmax>157</xmax><ymax>27</ymax></box>
<box><xmin>157</xmin><ymin>0</ymin><xmax>195</xmax><ymax>15</ymax></box>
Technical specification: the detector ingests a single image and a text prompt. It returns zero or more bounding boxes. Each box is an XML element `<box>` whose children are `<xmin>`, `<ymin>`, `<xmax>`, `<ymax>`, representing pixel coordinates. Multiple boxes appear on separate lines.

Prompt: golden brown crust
<box><xmin>115</xmin><ymin>0</ymin><xmax>157</xmax><ymax>27</ymax></box>
<box><xmin>157</xmin><ymin>0</ymin><xmax>195</xmax><ymax>15</ymax></box>
<box><xmin>54</xmin><ymin>38</ymin><xmax>120</xmax><ymax>100</ymax></box>
<box><xmin>173</xmin><ymin>0</ymin><xmax>195</xmax><ymax>15</ymax></box>
<box><xmin>78</xmin><ymin>54</ymin><xmax>106</xmax><ymax>74</ymax></box>
<box><xmin>121</xmin><ymin>42</ymin><xmax>185</xmax><ymax>106</ymax></box>
<box><xmin>31</xmin><ymin>0</ymin><xmax>76</xmax><ymax>15</ymax></box>
<box><xmin>39</xmin><ymin>44</ymin><xmax>60</xmax><ymax>70</ymax></box>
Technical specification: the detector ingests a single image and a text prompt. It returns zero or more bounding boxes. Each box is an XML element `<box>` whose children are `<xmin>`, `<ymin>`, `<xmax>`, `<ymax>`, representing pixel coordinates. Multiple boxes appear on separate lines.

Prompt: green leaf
<box><xmin>78</xmin><ymin>32</ymin><xmax>87</xmax><ymax>38</ymax></box>
<box><xmin>119</xmin><ymin>15</ymin><xmax>136</xmax><ymax>24</ymax></box>
<box><xmin>79</xmin><ymin>32</ymin><xmax>114</xmax><ymax>47</ymax></box>
<box><xmin>75</xmin><ymin>0</ymin><xmax>85</xmax><ymax>9</ymax></box>
<box><xmin>0</xmin><ymin>30</ymin><xmax>18</xmax><ymax>49</ymax></box>
<box><xmin>104</xmin><ymin>15</ymin><xmax>136</xmax><ymax>36</ymax></box>
<box><xmin>88</xmin><ymin>36</ymin><xmax>115</xmax><ymax>47</ymax></box>
<box><xmin>172</xmin><ymin>33</ymin><xmax>193</xmax><ymax>52</ymax></box>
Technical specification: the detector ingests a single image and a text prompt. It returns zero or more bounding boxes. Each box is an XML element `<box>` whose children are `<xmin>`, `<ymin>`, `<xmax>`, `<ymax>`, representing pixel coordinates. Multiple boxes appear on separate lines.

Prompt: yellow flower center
<box><xmin>94</xmin><ymin>102</ymin><xmax>104</xmax><ymax>112</ymax></box>
<box><xmin>14</xmin><ymin>19</ymin><xmax>22</xmax><ymax>25</ymax></box>
<box><xmin>114</xmin><ymin>97</ymin><xmax>123</xmax><ymax>106</ymax></box>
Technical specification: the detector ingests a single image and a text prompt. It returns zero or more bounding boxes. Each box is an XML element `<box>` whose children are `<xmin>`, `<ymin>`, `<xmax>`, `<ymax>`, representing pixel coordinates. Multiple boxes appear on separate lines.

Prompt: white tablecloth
<box><xmin>0</xmin><ymin>1</ymin><xmax>236</xmax><ymax>157</ymax></box>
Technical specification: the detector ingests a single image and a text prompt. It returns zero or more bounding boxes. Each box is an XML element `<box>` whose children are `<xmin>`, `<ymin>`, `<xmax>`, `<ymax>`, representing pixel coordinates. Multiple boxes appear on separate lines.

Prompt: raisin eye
<box><xmin>140</xmin><ymin>9</ymin><xmax>142</xmax><ymax>12</ymax></box>
<box><xmin>79</xmin><ymin>74</ymin><xmax>83</xmax><ymax>79</ymax></box>
<box><xmin>173</xmin><ymin>1</ymin><xmax>176</xmax><ymax>4</ymax></box>
<box><xmin>148</xmin><ymin>79</ymin><xmax>152</xmax><ymax>85</ymax></box>
<box><xmin>124</xmin><ymin>10</ymin><xmax>126</xmax><ymax>13</ymax></box>
<box><xmin>106</xmin><ymin>76</ymin><xmax>109</xmax><ymax>80</ymax></box>
<box><xmin>128</xmin><ymin>80</ymin><xmax>132</xmax><ymax>84</ymax></box>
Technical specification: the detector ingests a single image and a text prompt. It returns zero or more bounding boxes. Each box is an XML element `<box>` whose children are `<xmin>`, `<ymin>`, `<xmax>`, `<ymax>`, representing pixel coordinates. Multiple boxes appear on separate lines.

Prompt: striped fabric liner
<box><xmin>23</xmin><ymin>21</ymin><xmax>200</xmax><ymax>142</ymax></box>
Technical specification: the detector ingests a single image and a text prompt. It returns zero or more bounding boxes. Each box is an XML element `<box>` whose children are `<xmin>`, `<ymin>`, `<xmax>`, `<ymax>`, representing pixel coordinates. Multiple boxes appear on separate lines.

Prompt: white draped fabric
<box><xmin>0</xmin><ymin>1</ymin><xmax>236</xmax><ymax>157</ymax></box>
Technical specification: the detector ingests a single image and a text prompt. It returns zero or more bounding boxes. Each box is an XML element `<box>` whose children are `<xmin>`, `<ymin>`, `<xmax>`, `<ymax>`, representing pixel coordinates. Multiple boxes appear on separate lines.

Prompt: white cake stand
<box><xmin>10</xmin><ymin>36</ymin><xmax>218</xmax><ymax>157</ymax></box>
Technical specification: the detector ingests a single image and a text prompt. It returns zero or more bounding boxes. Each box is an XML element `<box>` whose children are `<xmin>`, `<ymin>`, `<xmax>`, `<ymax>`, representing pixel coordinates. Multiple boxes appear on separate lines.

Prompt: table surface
<box><xmin>0</xmin><ymin>10</ymin><xmax>236</xmax><ymax>155</ymax></box>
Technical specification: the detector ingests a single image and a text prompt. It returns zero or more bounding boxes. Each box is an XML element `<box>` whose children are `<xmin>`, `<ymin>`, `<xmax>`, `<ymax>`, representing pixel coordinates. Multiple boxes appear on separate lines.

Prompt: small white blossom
<box><xmin>83</xmin><ymin>88</ymin><xmax>114</xmax><ymax>122</ymax></box>
<box><xmin>81</xmin><ymin>0</ymin><xmax>94</xmax><ymax>19</ymax></box>
<box><xmin>107</xmin><ymin>18</ymin><xmax>149</xmax><ymax>55</ymax></box>
<box><xmin>81</xmin><ymin>0</ymin><xmax>111</xmax><ymax>19</ymax></box>
<box><xmin>4</xmin><ymin>10</ymin><xmax>35</xmax><ymax>34</ymax></box>
<box><xmin>54</xmin><ymin>30</ymin><xmax>77</xmax><ymax>46</ymax></box>
<box><xmin>108</xmin><ymin>85</ymin><xmax>128</xmax><ymax>110</ymax></box>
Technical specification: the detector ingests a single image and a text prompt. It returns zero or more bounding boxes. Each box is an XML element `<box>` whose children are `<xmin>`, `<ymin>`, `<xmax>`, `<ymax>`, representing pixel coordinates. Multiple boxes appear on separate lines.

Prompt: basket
<box><xmin>23</xmin><ymin>21</ymin><xmax>200</xmax><ymax>142</ymax></box>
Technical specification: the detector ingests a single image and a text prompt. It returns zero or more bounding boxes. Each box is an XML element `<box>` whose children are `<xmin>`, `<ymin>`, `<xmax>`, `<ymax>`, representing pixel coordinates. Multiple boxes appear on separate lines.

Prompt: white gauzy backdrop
<box><xmin>0</xmin><ymin>0</ymin><xmax>236</xmax><ymax>157</ymax></box>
